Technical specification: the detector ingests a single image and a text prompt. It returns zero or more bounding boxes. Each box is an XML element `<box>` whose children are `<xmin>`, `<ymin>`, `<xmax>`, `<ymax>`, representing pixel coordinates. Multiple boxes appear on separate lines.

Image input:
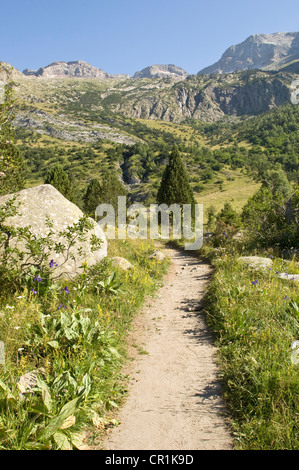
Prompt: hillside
<box><xmin>13</xmin><ymin>67</ymin><xmax>296</xmax><ymax>128</ymax></box>
<box><xmin>1</xmin><ymin>54</ymin><xmax>297</xmax><ymax>210</ymax></box>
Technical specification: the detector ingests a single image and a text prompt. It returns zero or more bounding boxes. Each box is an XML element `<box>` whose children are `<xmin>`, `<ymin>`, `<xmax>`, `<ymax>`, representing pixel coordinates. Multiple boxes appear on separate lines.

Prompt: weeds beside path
<box><xmin>104</xmin><ymin>247</ymin><xmax>233</xmax><ymax>450</ymax></box>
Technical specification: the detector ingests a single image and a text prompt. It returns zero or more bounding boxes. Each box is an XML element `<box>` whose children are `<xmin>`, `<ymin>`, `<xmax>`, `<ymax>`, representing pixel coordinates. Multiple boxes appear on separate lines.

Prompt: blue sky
<box><xmin>1</xmin><ymin>0</ymin><xmax>299</xmax><ymax>76</ymax></box>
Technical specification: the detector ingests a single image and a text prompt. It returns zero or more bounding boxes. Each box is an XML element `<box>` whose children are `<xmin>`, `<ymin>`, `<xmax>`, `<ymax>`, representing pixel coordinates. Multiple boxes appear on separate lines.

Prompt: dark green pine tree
<box><xmin>44</xmin><ymin>165</ymin><xmax>77</xmax><ymax>203</ymax></box>
<box><xmin>157</xmin><ymin>145</ymin><xmax>195</xmax><ymax>208</ymax></box>
<box><xmin>83</xmin><ymin>178</ymin><xmax>102</xmax><ymax>216</ymax></box>
<box><xmin>83</xmin><ymin>171</ymin><xmax>128</xmax><ymax>217</ymax></box>
<box><xmin>0</xmin><ymin>81</ymin><xmax>26</xmax><ymax>196</ymax></box>
<box><xmin>99</xmin><ymin>171</ymin><xmax>128</xmax><ymax>209</ymax></box>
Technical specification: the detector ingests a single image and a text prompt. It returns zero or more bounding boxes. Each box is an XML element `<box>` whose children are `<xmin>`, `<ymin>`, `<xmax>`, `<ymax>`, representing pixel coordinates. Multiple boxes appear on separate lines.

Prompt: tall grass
<box><xmin>204</xmin><ymin>250</ymin><xmax>299</xmax><ymax>449</ymax></box>
<box><xmin>0</xmin><ymin>238</ymin><xmax>170</xmax><ymax>449</ymax></box>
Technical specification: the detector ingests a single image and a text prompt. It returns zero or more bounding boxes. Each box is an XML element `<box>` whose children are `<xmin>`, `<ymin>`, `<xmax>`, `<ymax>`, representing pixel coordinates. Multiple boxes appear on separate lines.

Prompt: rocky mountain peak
<box><xmin>22</xmin><ymin>60</ymin><xmax>114</xmax><ymax>79</ymax></box>
<box><xmin>198</xmin><ymin>31</ymin><xmax>299</xmax><ymax>74</ymax></box>
<box><xmin>133</xmin><ymin>64</ymin><xmax>188</xmax><ymax>80</ymax></box>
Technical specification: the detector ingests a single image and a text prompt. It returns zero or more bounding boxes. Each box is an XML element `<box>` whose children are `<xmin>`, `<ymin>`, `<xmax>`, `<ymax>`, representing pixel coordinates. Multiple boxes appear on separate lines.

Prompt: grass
<box><xmin>195</xmin><ymin>170</ymin><xmax>261</xmax><ymax>223</ymax></box>
<box><xmin>0</xmin><ymin>238</ymin><xmax>170</xmax><ymax>449</ymax></box>
<box><xmin>201</xmin><ymin>245</ymin><xmax>299</xmax><ymax>450</ymax></box>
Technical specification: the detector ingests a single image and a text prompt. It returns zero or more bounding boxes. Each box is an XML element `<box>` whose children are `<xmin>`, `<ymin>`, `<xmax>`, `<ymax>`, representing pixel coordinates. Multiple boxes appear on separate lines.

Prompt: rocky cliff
<box><xmin>106</xmin><ymin>70</ymin><xmax>293</xmax><ymax>122</ymax></box>
<box><xmin>133</xmin><ymin>64</ymin><xmax>189</xmax><ymax>80</ymax></box>
<box><xmin>23</xmin><ymin>60</ymin><xmax>117</xmax><ymax>79</ymax></box>
<box><xmin>198</xmin><ymin>32</ymin><xmax>299</xmax><ymax>74</ymax></box>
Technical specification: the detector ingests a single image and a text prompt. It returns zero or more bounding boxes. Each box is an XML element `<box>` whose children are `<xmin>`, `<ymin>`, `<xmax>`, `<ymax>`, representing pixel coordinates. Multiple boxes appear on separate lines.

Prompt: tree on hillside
<box><xmin>261</xmin><ymin>169</ymin><xmax>292</xmax><ymax>198</ymax></box>
<box><xmin>83</xmin><ymin>178</ymin><xmax>102</xmax><ymax>216</ymax></box>
<box><xmin>44</xmin><ymin>165</ymin><xmax>77</xmax><ymax>203</ymax></box>
<box><xmin>0</xmin><ymin>73</ymin><xmax>26</xmax><ymax>196</ymax></box>
<box><xmin>83</xmin><ymin>171</ymin><xmax>127</xmax><ymax>217</ymax></box>
<box><xmin>157</xmin><ymin>145</ymin><xmax>195</xmax><ymax>208</ymax></box>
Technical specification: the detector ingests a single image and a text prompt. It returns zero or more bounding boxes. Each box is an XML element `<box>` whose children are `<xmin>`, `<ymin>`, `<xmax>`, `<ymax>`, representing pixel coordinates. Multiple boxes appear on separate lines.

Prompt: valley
<box><xmin>1</xmin><ymin>27</ymin><xmax>299</xmax><ymax>451</ymax></box>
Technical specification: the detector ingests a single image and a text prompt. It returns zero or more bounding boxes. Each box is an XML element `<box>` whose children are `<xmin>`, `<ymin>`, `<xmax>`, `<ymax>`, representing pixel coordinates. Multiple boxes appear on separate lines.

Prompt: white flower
<box><xmin>6</xmin><ymin>305</ymin><xmax>14</xmax><ymax>309</ymax></box>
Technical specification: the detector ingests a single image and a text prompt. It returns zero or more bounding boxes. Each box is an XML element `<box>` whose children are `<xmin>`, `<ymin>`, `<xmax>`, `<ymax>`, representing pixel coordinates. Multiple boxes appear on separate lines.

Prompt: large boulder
<box><xmin>0</xmin><ymin>184</ymin><xmax>107</xmax><ymax>277</ymax></box>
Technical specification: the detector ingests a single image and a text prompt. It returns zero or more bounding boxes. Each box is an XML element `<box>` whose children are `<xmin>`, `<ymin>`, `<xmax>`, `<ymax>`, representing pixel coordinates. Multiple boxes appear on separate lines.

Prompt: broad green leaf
<box><xmin>71</xmin><ymin>432</ymin><xmax>88</xmax><ymax>450</ymax></box>
<box><xmin>36</xmin><ymin>377</ymin><xmax>54</xmax><ymax>414</ymax></box>
<box><xmin>60</xmin><ymin>415</ymin><xmax>76</xmax><ymax>430</ymax></box>
<box><xmin>0</xmin><ymin>379</ymin><xmax>15</xmax><ymax>400</ymax></box>
<box><xmin>39</xmin><ymin>396</ymin><xmax>81</xmax><ymax>441</ymax></box>
<box><xmin>53</xmin><ymin>431</ymin><xmax>73</xmax><ymax>450</ymax></box>
<box><xmin>24</xmin><ymin>442</ymin><xmax>51</xmax><ymax>450</ymax></box>
<box><xmin>47</xmin><ymin>340</ymin><xmax>59</xmax><ymax>349</ymax></box>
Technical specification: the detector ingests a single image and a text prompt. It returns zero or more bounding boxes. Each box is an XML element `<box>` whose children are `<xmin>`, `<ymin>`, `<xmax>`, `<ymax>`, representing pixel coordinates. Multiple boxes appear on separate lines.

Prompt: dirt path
<box><xmin>104</xmin><ymin>247</ymin><xmax>233</xmax><ymax>450</ymax></box>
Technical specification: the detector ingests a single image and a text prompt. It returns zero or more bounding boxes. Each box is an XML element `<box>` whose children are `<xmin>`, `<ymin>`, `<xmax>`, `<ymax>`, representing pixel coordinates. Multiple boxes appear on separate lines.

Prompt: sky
<box><xmin>1</xmin><ymin>0</ymin><xmax>299</xmax><ymax>76</ymax></box>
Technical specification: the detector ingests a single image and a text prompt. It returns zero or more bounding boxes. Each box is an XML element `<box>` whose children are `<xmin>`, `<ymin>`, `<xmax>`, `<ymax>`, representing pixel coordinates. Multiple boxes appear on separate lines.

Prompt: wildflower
<box><xmin>57</xmin><ymin>304</ymin><xmax>67</xmax><ymax>310</ymax></box>
<box><xmin>61</xmin><ymin>286</ymin><xmax>69</xmax><ymax>294</ymax></box>
<box><xmin>14</xmin><ymin>326</ymin><xmax>21</xmax><ymax>330</ymax></box>
<box><xmin>223</xmin><ymin>232</ymin><xmax>228</xmax><ymax>238</ymax></box>
<box><xmin>17</xmin><ymin>348</ymin><xmax>24</xmax><ymax>352</ymax></box>
<box><xmin>49</xmin><ymin>259</ymin><xmax>58</xmax><ymax>268</ymax></box>
<box><xmin>31</xmin><ymin>289</ymin><xmax>37</xmax><ymax>295</ymax></box>
<box><xmin>251</xmin><ymin>280</ymin><xmax>259</xmax><ymax>286</ymax></box>
<box><xmin>5</xmin><ymin>305</ymin><xmax>15</xmax><ymax>309</ymax></box>
<box><xmin>283</xmin><ymin>295</ymin><xmax>290</xmax><ymax>300</ymax></box>
<box><xmin>33</xmin><ymin>275</ymin><xmax>43</xmax><ymax>283</ymax></box>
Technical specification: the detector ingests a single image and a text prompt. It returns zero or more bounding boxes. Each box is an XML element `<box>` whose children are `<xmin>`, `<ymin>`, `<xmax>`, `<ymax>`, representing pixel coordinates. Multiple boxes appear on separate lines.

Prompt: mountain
<box><xmin>198</xmin><ymin>32</ymin><xmax>299</xmax><ymax>74</ymax></box>
<box><xmin>133</xmin><ymin>64</ymin><xmax>188</xmax><ymax>80</ymax></box>
<box><xmin>22</xmin><ymin>60</ymin><xmax>125</xmax><ymax>79</ymax></box>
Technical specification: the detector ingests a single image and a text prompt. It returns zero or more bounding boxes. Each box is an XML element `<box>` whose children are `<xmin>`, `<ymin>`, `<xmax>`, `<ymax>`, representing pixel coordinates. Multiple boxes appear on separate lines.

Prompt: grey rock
<box><xmin>18</xmin><ymin>368</ymin><xmax>46</xmax><ymax>396</ymax></box>
<box><xmin>110</xmin><ymin>257</ymin><xmax>133</xmax><ymax>270</ymax></box>
<box><xmin>133</xmin><ymin>64</ymin><xmax>189</xmax><ymax>80</ymax></box>
<box><xmin>0</xmin><ymin>184</ymin><xmax>107</xmax><ymax>277</ymax></box>
<box><xmin>23</xmin><ymin>60</ymin><xmax>113</xmax><ymax>79</ymax></box>
<box><xmin>198</xmin><ymin>32</ymin><xmax>299</xmax><ymax>74</ymax></box>
<box><xmin>278</xmin><ymin>273</ymin><xmax>299</xmax><ymax>283</ymax></box>
<box><xmin>149</xmin><ymin>250</ymin><xmax>166</xmax><ymax>261</ymax></box>
<box><xmin>238</xmin><ymin>256</ymin><xmax>273</xmax><ymax>269</ymax></box>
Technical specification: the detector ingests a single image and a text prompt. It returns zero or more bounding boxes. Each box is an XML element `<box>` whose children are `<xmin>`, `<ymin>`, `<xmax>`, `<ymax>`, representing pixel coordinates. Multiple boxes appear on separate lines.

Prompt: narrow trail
<box><xmin>104</xmin><ymin>247</ymin><xmax>233</xmax><ymax>450</ymax></box>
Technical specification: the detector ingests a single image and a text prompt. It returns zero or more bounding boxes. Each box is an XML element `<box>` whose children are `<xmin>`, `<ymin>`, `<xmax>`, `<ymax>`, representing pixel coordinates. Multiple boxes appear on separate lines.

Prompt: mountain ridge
<box><xmin>22</xmin><ymin>60</ymin><xmax>130</xmax><ymax>80</ymax></box>
<box><xmin>198</xmin><ymin>31</ymin><xmax>299</xmax><ymax>74</ymax></box>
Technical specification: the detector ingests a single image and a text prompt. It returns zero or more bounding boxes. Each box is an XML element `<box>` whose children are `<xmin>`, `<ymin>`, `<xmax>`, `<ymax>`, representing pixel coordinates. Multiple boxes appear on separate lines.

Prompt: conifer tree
<box><xmin>83</xmin><ymin>171</ymin><xmax>127</xmax><ymax>217</ymax></box>
<box><xmin>83</xmin><ymin>178</ymin><xmax>102</xmax><ymax>216</ymax></box>
<box><xmin>99</xmin><ymin>171</ymin><xmax>127</xmax><ymax>208</ymax></box>
<box><xmin>44</xmin><ymin>165</ymin><xmax>77</xmax><ymax>203</ymax></box>
<box><xmin>157</xmin><ymin>145</ymin><xmax>195</xmax><ymax>208</ymax></box>
<box><xmin>0</xmin><ymin>76</ymin><xmax>26</xmax><ymax>196</ymax></box>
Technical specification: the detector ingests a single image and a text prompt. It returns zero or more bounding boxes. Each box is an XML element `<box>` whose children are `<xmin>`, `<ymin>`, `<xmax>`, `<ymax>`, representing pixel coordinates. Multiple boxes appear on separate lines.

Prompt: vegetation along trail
<box><xmin>104</xmin><ymin>247</ymin><xmax>233</xmax><ymax>450</ymax></box>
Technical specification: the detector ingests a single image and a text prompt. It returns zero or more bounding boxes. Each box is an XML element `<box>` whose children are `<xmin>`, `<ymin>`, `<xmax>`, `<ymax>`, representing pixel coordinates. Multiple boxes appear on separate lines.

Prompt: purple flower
<box><xmin>223</xmin><ymin>232</ymin><xmax>228</xmax><ymax>238</ymax></box>
<box><xmin>49</xmin><ymin>259</ymin><xmax>59</xmax><ymax>268</ymax></box>
<box><xmin>31</xmin><ymin>289</ymin><xmax>37</xmax><ymax>295</ymax></box>
<box><xmin>61</xmin><ymin>286</ymin><xmax>69</xmax><ymax>294</ymax></box>
<box><xmin>58</xmin><ymin>304</ymin><xmax>67</xmax><ymax>310</ymax></box>
<box><xmin>33</xmin><ymin>275</ymin><xmax>43</xmax><ymax>283</ymax></box>
<box><xmin>251</xmin><ymin>280</ymin><xmax>259</xmax><ymax>286</ymax></box>
<box><xmin>283</xmin><ymin>295</ymin><xmax>290</xmax><ymax>300</ymax></box>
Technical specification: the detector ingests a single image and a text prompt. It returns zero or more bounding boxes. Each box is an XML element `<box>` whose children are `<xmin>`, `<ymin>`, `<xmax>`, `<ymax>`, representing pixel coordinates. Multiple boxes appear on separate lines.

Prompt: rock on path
<box><xmin>104</xmin><ymin>247</ymin><xmax>233</xmax><ymax>450</ymax></box>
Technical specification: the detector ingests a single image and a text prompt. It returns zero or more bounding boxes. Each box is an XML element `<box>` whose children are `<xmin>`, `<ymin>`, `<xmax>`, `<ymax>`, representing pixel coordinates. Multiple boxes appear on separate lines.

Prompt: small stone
<box><xmin>110</xmin><ymin>257</ymin><xmax>133</xmax><ymax>270</ymax></box>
